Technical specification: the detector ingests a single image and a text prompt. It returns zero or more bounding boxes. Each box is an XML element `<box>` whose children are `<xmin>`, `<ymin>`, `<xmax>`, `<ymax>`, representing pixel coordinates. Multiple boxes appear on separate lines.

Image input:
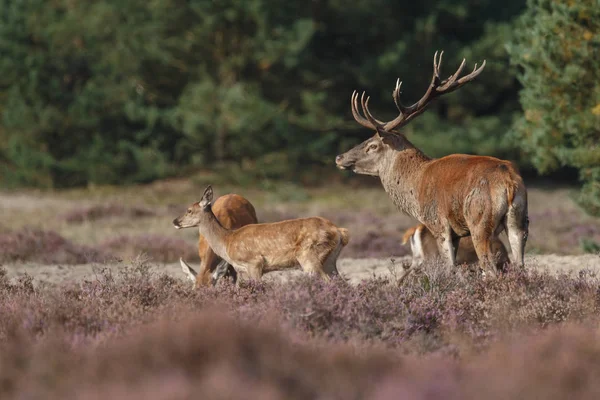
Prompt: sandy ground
<box><xmin>4</xmin><ymin>254</ymin><xmax>600</xmax><ymax>286</ymax></box>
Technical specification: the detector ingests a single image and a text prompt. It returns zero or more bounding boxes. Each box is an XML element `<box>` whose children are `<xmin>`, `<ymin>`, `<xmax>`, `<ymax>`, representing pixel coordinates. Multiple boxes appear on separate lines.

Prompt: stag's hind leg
<box><xmin>505</xmin><ymin>193</ymin><xmax>528</xmax><ymax>268</ymax></box>
<box><xmin>470</xmin><ymin>227</ymin><xmax>498</xmax><ymax>278</ymax></box>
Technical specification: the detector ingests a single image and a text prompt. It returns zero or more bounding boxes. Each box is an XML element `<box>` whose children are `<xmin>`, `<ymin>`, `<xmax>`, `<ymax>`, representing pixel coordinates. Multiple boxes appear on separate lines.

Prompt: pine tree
<box><xmin>508</xmin><ymin>0</ymin><xmax>600</xmax><ymax>215</ymax></box>
<box><xmin>0</xmin><ymin>0</ymin><xmax>527</xmax><ymax>188</ymax></box>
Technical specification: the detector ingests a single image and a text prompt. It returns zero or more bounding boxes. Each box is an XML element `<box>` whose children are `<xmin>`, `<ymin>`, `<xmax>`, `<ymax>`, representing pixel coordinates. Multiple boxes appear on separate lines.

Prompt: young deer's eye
<box><xmin>187</xmin><ymin>210</ymin><xmax>191</xmax><ymax>214</ymax></box>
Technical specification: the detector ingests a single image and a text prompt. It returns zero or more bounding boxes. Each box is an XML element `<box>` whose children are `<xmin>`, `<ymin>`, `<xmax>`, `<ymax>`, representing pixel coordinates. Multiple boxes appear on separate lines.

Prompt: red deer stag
<box><xmin>335</xmin><ymin>51</ymin><xmax>528</xmax><ymax>279</ymax></box>
<box><xmin>173</xmin><ymin>186</ymin><xmax>349</xmax><ymax>282</ymax></box>
<box><xmin>400</xmin><ymin>223</ymin><xmax>509</xmax><ymax>281</ymax></box>
<box><xmin>179</xmin><ymin>193</ymin><xmax>258</xmax><ymax>288</ymax></box>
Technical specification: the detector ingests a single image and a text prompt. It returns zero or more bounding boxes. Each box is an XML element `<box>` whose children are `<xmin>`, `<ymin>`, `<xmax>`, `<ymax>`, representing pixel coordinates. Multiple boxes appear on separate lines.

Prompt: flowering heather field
<box><xmin>1</xmin><ymin>260</ymin><xmax>600</xmax><ymax>399</ymax></box>
<box><xmin>1</xmin><ymin>180</ymin><xmax>600</xmax><ymax>398</ymax></box>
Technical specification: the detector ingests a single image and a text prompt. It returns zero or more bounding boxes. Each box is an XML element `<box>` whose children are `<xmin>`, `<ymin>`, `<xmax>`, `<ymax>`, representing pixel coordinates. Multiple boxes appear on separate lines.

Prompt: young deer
<box><xmin>335</xmin><ymin>51</ymin><xmax>528</xmax><ymax>279</ymax></box>
<box><xmin>173</xmin><ymin>186</ymin><xmax>349</xmax><ymax>282</ymax></box>
<box><xmin>401</xmin><ymin>223</ymin><xmax>509</xmax><ymax>281</ymax></box>
<box><xmin>179</xmin><ymin>193</ymin><xmax>258</xmax><ymax>288</ymax></box>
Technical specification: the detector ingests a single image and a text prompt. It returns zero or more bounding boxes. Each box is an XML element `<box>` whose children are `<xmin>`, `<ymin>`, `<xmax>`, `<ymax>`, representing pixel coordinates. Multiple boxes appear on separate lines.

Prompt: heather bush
<box><xmin>266</xmin><ymin>276</ymin><xmax>407</xmax><ymax>344</ymax></box>
<box><xmin>528</xmin><ymin>209</ymin><xmax>600</xmax><ymax>250</ymax></box>
<box><xmin>97</xmin><ymin>234</ymin><xmax>198</xmax><ymax>263</ymax></box>
<box><xmin>346</xmin><ymin>231</ymin><xmax>411</xmax><ymax>258</ymax></box>
<box><xmin>443</xmin><ymin>267</ymin><xmax>600</xmax><ymax>345</ymax></box>
<box><xmin>0</xmin><ymin>228</ymin><xmax>112</xmax><ymax>264</ymax></box>
<box><xmin>59</xmin><ymin>204</ymin><xmax>156</xmax><ymax>224</ymax></box>
<box><xmin>2</xmin><ymin>284</ymin><xmax>600</xmax><ymax>399</ymax></box>
<box><xmin>0</xmin><ymin>228</ymin><xmax>199</xmax><ymax>265</ymax></box>
<box><xmin>3</xmin><ymin>259</ymin><xmax>598</xmax><ymax>353</ymax></box>
<box><xmin>1</xmin><ymin>260</ymin><xmax>600</xmax><ymax>398</ymax></box>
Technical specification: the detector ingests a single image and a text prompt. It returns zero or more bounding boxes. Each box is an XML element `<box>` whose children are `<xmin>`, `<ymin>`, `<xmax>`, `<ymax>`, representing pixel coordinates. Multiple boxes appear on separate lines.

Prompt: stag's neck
<box><xmin>197</xmin><ymin>211</ymin><xmax>233</xmax><ymax>263</ymax></box>
<box><xmin>379</xmin><ymin>148</ymin><xmax>431</xmax><ymax>219</ymax></box>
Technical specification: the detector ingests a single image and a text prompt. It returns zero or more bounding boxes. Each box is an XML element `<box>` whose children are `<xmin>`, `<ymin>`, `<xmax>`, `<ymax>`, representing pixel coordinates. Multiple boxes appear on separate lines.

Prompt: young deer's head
<box><xmin>336</xmin><ymin>51</ymin><xmax>485</xmax><ymax>177</ymax></box>
<box><xmin>172</xmin><ymin>185</ymin><xmax>214</xmax><ymax>229</ymax></box>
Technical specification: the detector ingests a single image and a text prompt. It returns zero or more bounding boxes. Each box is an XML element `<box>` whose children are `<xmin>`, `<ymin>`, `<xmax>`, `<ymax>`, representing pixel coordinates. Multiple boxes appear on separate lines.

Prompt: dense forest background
<box><xmin>0</xmin><ymin>0</ymin><xmax>598</xmax><ymax>213</ymax></box>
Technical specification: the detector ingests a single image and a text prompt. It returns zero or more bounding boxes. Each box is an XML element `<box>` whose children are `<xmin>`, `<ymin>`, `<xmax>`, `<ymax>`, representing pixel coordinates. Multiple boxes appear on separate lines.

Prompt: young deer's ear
<box><xmin>199</xmin><ymin>185</ymin><xmax>213</xmax><ymax>209</ymax></box>
<box><xmin>180</xmin><ymin>257</ymin><xmax>198</xmax><ymax>283</ymax></box>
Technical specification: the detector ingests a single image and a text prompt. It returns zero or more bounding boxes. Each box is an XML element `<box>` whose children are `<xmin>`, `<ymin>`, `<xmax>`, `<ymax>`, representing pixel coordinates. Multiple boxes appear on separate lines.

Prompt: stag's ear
<box><xmin>375</xmin><ymin>126</ymin><xmax>396</xmax><ymax>140</ymax></box>
<box><xmin>199</xmin><ymin>185</ymin><xmax>213</xmax><ymax>209</ymax></box>
<box><xmin>376</xmin><ymin>126</ymin><xmax>409</xmax><ymax>150</ymax></box>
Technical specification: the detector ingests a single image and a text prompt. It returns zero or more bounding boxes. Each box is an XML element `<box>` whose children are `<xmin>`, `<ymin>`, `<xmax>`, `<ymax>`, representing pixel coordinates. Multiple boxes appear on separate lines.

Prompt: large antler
<box><xmin>351</xmin><ymin>51</ymin><xmax>486</xmax><ymax>133</ymax></box>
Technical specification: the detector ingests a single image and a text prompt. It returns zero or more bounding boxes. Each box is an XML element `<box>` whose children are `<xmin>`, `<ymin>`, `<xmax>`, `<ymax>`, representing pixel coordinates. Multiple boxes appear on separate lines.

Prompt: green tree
<box><xmin>0</xmin><ymin>0</ymin><xmax>526</xmax><ymax>188</ymax></box>
<box><xmin>0</xmin><ymin>0</ymin><xmax>321</xmax><ymax>186</ymax></box>
<box><xmin>300</xmin><ymin>0</ymin><xmax>525</xmax><ymax>163</ymax></box>
<box><xmin>172</xmin><ymin>0</ymin><xmax>319</xmax><ymax>174</ymax></box>
<box><xmin>0</xmin><ymin>0</ymin><xmax>177</xmax><ymax>186</ymax></box>
<box><xmin>508</xmin><ymin>0</ymin><xmax>600</xmax><ymax>215</ymax></box>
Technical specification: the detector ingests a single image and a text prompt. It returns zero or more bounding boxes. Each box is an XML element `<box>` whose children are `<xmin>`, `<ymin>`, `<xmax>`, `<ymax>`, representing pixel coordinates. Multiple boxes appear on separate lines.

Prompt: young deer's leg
<box><xmin>399</xmin><ymin>228</ymin><xmax>432</xmax><ymax>284</ymax></box>
<box><xmin>211</xmin><ymin>260</ymin><xmax>232</xmax><ymax>286</ymax></box>
<box><xmin>322</xmin><ymin>241</ymin><xmax>344</xmax><ymax>279</ymax></box>
<box><xmin>235</xmin><ymin>272</ymin><xmax>243</xmax><ymax>288</ymax></box>
<box><xmin>245</xmin><ymin>256</ymin><xmax>266</xmax><ymax>282</ymax></box>
<box><xmin>451</xmin><ymin>236</ymin><xmax>461</xmax><ymax>263</ymax></box>
<box><xmin>397</xmin><ymin>264</ymin><xmax>416</xmax><ymax>284</ymax></box>
<box><xmin>225</xmin><ymin>266</ymin><xmax>238</xmax><ymax>286</ymax></box>
<box><xmin>298</xmin><ymin>252</ymin><xmax>330</xmax><ymax>281</ymax></box>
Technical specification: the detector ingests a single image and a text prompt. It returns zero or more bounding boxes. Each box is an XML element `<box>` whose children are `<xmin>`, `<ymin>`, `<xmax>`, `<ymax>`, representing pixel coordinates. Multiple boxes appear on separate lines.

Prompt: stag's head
<box><xmin>335</xmin><ymin>122</ymin><xmax>411</xmax><ymax>176</ymax></box>
<box><xmin>336</xmin><ymin>51</ymin><xmax>485</xmax><ymax>177</ymax></box>
<box><xmin>173</xmin><ymin>185</ymin><xmax>214</xmax><ymax>229</ymax></box>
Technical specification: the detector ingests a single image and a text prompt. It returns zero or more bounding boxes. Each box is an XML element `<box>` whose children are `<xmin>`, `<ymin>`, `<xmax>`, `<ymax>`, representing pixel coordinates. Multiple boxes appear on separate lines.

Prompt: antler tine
<box><xmin>351</xmin><ymin>90</ymin><xmax>376</xmax><ymax>130</ymax></box>
<box><xmin>350</xmin><ymin>51</ymin><xmax>485</xmax><ymax>134</ymax></box>
<box><xmin>400</xmin><ymin>51</ymin><xmax>442</xmax><ymax>114</ymax></box>
<box><xmin>360</xmin><ymin>92</ymin><xmax>386</xmax><ymax>128</ymax></box>
<box><xmin>438</xmin><ymin>59</ymin><xmax>486</xmax><ymax>94</ymax></box>
<box><xmin>438</xmin><ymin>58</ymin><xmax>466</xmax><ymax>91</ymax></box>
<box><xmin>382</xmin><ymin>52</ymin><xmax>440</xmax><ymax>131</ymax></box>
<box><xmin>392</xmin><ymin>79</ymin><xmax>408</xmax><ymax>114</ymax></box>
<box><xmin>456</xmin><ymin>60</ymin><xmax>486</xmax><ymax>85</ymax></box>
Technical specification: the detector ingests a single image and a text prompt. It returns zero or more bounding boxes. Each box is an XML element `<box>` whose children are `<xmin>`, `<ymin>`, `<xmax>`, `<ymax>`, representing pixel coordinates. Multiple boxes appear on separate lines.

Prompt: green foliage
<box><xmin>508</xmin><ymin>0</ymin><xmax>600</xmax><ymax>215</ymax></box>
<box><xmin>0</xmin><ymin>0</ymin><xmax>525</xmax><ymax>188</ymax></box>
<box><xmin>581</xmin><ymin>238</ymin><xmax>600</xmax><ymax>254</ymax></box>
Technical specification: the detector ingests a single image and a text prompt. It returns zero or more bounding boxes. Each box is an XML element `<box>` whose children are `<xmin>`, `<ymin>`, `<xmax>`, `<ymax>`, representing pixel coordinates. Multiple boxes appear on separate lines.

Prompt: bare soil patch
<box><xmin>3</xmin><ymin>254</ymin><xmax>598</xmax><ymax>286</ymax></box>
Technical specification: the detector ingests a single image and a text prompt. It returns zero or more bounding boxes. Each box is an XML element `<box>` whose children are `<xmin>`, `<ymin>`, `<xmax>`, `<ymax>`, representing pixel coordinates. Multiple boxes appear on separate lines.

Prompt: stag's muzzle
<box><xmin>335</xmin><ymin>154</ymin><xmax>354</xmax><ymax>170</ymax></box>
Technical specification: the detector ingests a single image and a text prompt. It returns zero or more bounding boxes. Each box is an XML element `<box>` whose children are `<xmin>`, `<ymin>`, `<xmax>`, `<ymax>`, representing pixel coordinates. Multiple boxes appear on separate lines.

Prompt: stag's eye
<box><xmin>367</xmin><ymin>143</ymin><xmax>378</xmax><ymax>152</ymax></box>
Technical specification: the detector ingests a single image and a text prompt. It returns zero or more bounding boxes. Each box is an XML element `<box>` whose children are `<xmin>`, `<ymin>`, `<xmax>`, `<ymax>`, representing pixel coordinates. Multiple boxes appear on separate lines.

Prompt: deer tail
<box><xmin>338</xmin><ymin>228</ymin><xmax>350</xmax><ymax>246</ymax></box>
